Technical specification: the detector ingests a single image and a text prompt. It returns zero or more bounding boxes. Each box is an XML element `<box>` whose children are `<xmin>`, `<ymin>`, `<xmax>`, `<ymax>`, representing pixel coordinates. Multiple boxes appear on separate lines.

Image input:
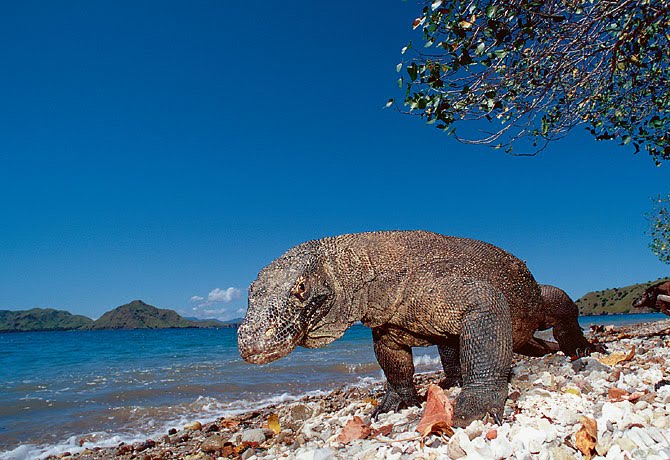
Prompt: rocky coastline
<box><xmin>48</xmin><ymin>319</ymin><xmax>670</xmax><ymax>460</ymax></box>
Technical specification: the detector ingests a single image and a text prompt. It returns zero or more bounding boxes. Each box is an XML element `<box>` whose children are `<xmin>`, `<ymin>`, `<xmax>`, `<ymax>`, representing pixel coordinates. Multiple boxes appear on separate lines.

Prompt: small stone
<box><xmin>447</xmin><ymin>431</ymin><xmax>467</xmax><ymax>459</ymax></box>
<box><xmin>652</xmin><ymin>416</ymin><xmax>668</xmax><ymax>429</ymax></box>
<box><xmin>606</xmin><ymin>444</ymin><xmax>623</xmax><ymax>460</ymax></box>
<box><xmin>512</xmin><ymin>426</ymin><xmax>546</xmax><ymax>453</ymax></box>
<box><xmin>116</xmin><ymin>444</ymin><xmax>132</xmax><ymax>455</ymax></box>
<box><xmin>205</xmin><ymin>423</ymin><xmax>219</xmax><ymax>433</ymax></box>
<box><xmin>201</xmin><ymin>435</ymin><xmax>229</xmax><ymax>452</ymax></box>
<box><xmin>134</xmin><ymin>440</ymin><xmax>155</xmax><ymax>452</ymax></box>
<box><xmin>465</xmin><ymin>420</ymin><xmax>485</xmax><ymax>440</ymax></box>
<box><xmin>289</xmin><ymin>404</ymin><xmax>313</xmax><ymax>421</ymax></box>
<box><xmin>296</xmin><ymin>447</ymin><xmax>337</xmax><ymax>460</ymax></box>
<box><xmin>319</xmin><ymin>427</ymin><xmax>332</xmax><ymax>442</ymax></box>
<box><xmin>608</xmin><ymin>369</ymin><xmax>621</xmax><ymax>382</ymax></box>
<box><xmin>427</xmin><ymin>438</ymin><xmax>443</xmax><ymax>448</ymax></box>
<box><xmin>550</xmin><ymin>446</ymin><xmax>576</xmax><ymax>460</ymax></box>
<box><xmin>572</xmin><ymin>359</ymin><xmax>586</xmax><ymax>373</ymax></box>
<box><xmin>240</xmin><ymin>447</ymin><xmax>255</xmax><ymax>460</ymax></box>
<box><xmin>615</xmin><ymin>437</ymin><xmax>638</xmax><ymax>452</ymax></box>
<box><xmin>185</xmin><ymin>421</ymin><xmax>203</xmax><ymax>431</ymax></box>
<box><xmin>634</xmin><ymin>400</ymin><xmax>648</xmax><ymax>410</ymax></box>
<box><xmin>241</xmin><ymin>428</ymin><xmax>266</xmax><ymax>444</ymax></box>
<box><xmin>168</xmin><ymin>428</ymin><xmax>178</xmax><ymax>435</ymax></box>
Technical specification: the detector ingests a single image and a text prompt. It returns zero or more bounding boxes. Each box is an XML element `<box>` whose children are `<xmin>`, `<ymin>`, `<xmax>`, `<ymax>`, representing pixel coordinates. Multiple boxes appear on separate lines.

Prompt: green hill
<box><xmin>85</xmin><ymin>300</ymin><xmax>197</xmax><ymax>330</ymax></box>
<box><xmin>0</xmin><ymin>301</ymin><xmax>236</xmax><ymax>332</ymax></box>
<box><xmin>576</xmin><ymin>277</ymin><xmax>670</xmax><ymax>315</ymax></box>
<box><xmin>0</xmin><ymin>308</ymin><xmax>93</xmax><ymax>332</ymax></box>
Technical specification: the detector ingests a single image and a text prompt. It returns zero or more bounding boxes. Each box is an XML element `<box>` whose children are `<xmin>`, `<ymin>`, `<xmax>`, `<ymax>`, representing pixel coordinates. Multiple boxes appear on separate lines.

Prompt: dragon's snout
<box><xmin>237</xmin><ymin>321</ymin><xmax>297</xmax><ymax>364</ymax></box>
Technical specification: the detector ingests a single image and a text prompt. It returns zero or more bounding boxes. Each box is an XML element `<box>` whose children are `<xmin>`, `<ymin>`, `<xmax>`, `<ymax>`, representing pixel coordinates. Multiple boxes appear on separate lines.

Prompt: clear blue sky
<box><xmin>1</xmin><ymin>1</ymin><xmax>667</xmax><ymax>320</ymax></box>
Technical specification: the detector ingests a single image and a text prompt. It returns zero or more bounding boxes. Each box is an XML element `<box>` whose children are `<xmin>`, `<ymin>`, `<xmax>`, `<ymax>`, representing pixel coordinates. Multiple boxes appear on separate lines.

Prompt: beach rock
<box><xmin>464</xmin><ymin>420</ymin><xmax>485</xmax><ymax>440</ymax></box>
<box><xmin>184</xmin><ymin>421</ymin><xmax>202</xmax><ymax>431</ymax></box>
<box><xmin>510</xmin><ymin>426</ymin><xmax>546</xmax><ymax>453</ymax></box>
<box><xmin>201</xmin><ymin>434</ymin><xmax>229</xmax><ymax>452</ymax></box>
<box><xmin>447</xmin><ymin>431</ymin><xmax>467</xmax><ymax>459</ymax></box>
<box><xmin>204</xmin><ymin>423</ymin><xmax>219</xmax><ymax>433</ymax></box>
<box><xmin>241</xmin><ymin>428</ymin><xmax>266</xmax><ymax>444</ymax></box>
<box><xmin>295</xmin><ymin>446</ymin><xmax>337</xmax><ymax>460</ymax></box>
<box><xmin>550</xmin><ymin>445</ymin><xmax>576</xmax><ymax>460</ymax></box>
<box><xmin>134</xmin><ymin>439</ymin><xmax>155</xmax><ymax>452</ymax></box>
<box><xmin>240</xmin><ymin>447</ymin><xmax>255</xmax><ymax>460</ymax></box>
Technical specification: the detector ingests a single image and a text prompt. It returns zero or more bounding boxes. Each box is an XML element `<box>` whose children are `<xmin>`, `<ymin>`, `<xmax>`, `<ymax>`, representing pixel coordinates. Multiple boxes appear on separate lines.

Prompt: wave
<box><xmin>413</xmin><ymin>353</ymin><xmax>441</xmax><ymax>368</ymax></box>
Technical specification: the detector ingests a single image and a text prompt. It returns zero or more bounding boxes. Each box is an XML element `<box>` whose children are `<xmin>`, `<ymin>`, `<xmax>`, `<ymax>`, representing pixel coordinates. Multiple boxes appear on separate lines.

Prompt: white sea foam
<box><xmin>413</xmin><ymin>353</ymin><xmax>441</xmax><ymax>367</ymax></box>
<box><xmin>0</xmin><ymin>389</ymin><xmax>332</xmax><ymax>460</ymax></box>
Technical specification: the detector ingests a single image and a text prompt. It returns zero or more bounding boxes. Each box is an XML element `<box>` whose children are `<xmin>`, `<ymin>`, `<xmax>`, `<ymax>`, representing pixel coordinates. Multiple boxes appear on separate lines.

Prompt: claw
<box><xmin>492</xmin><ymin>411</ymin><xmax>503</xmax><ymax>426</ymax></box>
<box><xmin>371</xmin><ymin>387</ymin><xmax>420</xmax><ymax>420</ymax></box>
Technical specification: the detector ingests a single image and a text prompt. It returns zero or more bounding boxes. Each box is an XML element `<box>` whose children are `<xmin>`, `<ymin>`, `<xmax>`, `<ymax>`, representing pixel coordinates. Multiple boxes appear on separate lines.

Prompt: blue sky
<box><xmin>1</xmin><ymin>1</ymin><xmax>667</xmax><ymax>320</ymax></box>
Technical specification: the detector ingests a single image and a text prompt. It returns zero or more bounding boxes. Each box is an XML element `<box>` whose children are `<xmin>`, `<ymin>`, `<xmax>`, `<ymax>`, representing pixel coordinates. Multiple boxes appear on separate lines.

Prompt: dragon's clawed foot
<box><xmin>566</xmin><ymin>340</ymin><xmax>608</xmax><ymax>360</ymax></box>
<box><xmin>453</xmin><ymin>386</ymin><xmax>507</xmax><ymax>428</ymax></box>
<box><xmin>371</xmin><ymin>386</ymin><xmax>421</xmax><ymax>420</ymax></box>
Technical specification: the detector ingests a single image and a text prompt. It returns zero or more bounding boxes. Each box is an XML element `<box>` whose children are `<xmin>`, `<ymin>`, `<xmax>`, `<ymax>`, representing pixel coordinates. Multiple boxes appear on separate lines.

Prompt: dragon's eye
<box><xmin>293</xmin><ymin>278</ymin><xmax>309</xmax><ymax>302</ymax></box>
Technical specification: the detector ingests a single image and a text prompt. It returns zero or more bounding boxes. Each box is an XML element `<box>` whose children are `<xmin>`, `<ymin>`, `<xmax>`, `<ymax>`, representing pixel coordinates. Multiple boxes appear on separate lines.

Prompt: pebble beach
<box><xmin>43</xmin><ymin>319</ymin><xmax>670</xmax><ymax>460</ymax></box>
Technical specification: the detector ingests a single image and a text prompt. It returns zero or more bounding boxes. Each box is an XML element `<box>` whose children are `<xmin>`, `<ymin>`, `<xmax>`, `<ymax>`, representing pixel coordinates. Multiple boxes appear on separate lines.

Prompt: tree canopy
<box><xmin>393</xmin><ymin>0</ymin><xmax>670</xmax><ymax>162</ymax></box>
<box><xmin>649</xmin><ymin>195</ymin><xmax>670</xmax><ymax>263</ymax></box>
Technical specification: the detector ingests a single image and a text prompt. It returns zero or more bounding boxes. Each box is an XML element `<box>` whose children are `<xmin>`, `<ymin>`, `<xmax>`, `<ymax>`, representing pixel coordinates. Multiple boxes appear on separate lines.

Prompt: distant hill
<box><xmin>0</xmin><ymin>300</ymin><xmax>237</xmax><ymax>332</ymax></box>
<box><xmin>184</xmin><ymin>317</ymin><xmax>239</xmax><ymax>328</ymax></box>
<box><xmin>86</xmin><ymin>300</ymin><xmax>201</xmax><ymax>330</ymax></box>
<box><xmin>576</xmin><ymin>277</ymin><xmax>670</xmax><ymax>315</ymax></box>
<box><xmin>0</xmin><ymin>308</ymin><xmax>93</xmax><ymax>332</ymax></box>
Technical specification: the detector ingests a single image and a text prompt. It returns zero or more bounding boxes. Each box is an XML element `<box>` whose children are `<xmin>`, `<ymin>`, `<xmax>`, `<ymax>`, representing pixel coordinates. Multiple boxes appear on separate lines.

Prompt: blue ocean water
<box><xmin>0</xmin><ymin>313</ymin><xmax>666</xmax><ymax>459</ymax></box>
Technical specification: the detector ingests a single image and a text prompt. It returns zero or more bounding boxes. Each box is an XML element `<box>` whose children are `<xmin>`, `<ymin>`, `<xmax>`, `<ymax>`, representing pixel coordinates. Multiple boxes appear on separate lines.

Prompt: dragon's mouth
<box><xmin>240</xmin><ymin>348</ymin><xmax>288</xmax><ymax>364</ymax></box>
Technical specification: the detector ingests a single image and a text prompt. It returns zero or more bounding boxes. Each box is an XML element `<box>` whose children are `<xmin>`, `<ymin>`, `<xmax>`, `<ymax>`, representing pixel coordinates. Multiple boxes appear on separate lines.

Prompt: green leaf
<box><xmin>407</xmin><ymin>63</ymin><xmax>418</xmax><ymax>82</ymax></box>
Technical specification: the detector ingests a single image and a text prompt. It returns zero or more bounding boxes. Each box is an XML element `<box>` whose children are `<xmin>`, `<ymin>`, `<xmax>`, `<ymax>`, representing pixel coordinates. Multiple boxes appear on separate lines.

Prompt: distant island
<box><xmin>0</xmin><ymin>300</ymin><xmax>241</xmax><ymax>333</ymax></box>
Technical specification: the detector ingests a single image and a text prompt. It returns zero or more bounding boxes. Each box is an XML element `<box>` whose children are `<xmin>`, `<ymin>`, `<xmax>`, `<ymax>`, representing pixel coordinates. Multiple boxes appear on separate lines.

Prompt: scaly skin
<box><xmin>237</xmin><ymin>231</ymin><xmax>597</xmax><ymax>427</ymax></box>
<box><xmin>532</xmin><ymin>285</ymin><xmax>605</xmax><ymax>358</ymax></box>
<box><xmin>633</xmin><ymin>281</ymin><xmax>670</xmax><ymax>315</ymax></box>
<box><xmin>437</xmin><ymin>284</ymin><xmax>605</xmax><ymax>391</ymax></box>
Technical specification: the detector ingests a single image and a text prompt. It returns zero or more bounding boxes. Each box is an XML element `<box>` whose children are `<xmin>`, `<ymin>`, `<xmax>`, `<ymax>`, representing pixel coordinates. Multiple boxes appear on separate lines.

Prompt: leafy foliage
<box><xmin>393</xmin><ymin>0</ymin><xmax>670</xmax><ymax>161</ymax></box>
<box><xmin>649</xmin><ymin>195</ymin><xmax>670</xmax><ymax>263</ymax></box>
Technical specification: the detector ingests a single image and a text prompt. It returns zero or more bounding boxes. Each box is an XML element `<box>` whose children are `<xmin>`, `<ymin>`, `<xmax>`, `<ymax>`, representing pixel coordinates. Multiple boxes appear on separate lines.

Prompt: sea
<box><xmin>0</xmin><ymin>313</ymin><xmax>666</xmax><ymax>459</ymax></box>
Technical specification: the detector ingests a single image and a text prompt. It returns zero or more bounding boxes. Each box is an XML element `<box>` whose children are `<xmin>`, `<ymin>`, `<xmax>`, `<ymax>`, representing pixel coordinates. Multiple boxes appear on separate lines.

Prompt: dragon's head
<box><xmin>633</xmin><ymin>281</ymin><xmax>670</xmax><ymax>316</ymax></box>
<box><xmin>238</xmin><ymin>241</ymin><xmax>340</xmax><ymax>364</ymax></box>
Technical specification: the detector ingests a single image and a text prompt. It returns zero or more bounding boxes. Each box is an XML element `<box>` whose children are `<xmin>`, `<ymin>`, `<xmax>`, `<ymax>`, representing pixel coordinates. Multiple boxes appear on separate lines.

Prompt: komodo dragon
<box><xmin>238</xmin><ymin>231</ymin><xmax>600</xmax><ymax>426</ymax></box>
<box><xmin>633</xmin><ymin>280</ymin><xmax>670</xmax><ymax>315</ymax></box>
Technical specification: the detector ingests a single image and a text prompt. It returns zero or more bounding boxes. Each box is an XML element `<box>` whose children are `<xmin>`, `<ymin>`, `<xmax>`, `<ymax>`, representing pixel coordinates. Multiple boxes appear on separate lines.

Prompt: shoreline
<box><xmin>23</xmin><ymin>318</ymin><xmax>668</xmax><ymax>460</ymax></box>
